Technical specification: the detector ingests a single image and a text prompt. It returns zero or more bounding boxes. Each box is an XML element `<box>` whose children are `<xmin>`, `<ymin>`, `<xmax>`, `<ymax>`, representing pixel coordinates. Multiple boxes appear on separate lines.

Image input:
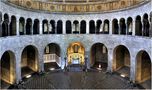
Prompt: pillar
<box><xmin>31</xmin><ymin>20</ymin><xmax>33</xmax><ymax>35</ymax></box>
<box><xmin>0</xmin><ymin>21</ymin><xmax>2</xmax><ymax>37</ymax></box>
<box><xmin>15</xmin><ymin>53</ymin><xmax>22</xmax><ymax>83</ymax></box>
<box><xmin>55</xmin><ymin>21</ymin><xmax>57</xmax><ymax>34</ymax></box>
<box><xmin>24</xmin><ymin>20</ymin><xmax>27</xmax><ymax>35</ymax></box>
<box><xmin>62</xmin><ymin>20</ymin><xmax>66</xmax><ymax>34</ymax></box>
<box><xmin>141</xmin><ymin>17</ymin><xmax>144</xmax><ymax>36</ymax></box>
<box><xmin>109</xmin><ymin>20</ymin><xmax>112</xmax><ymax>35</ymax></box>
<box><xmin>95</xmin><ymin>20</ymin><xmax>97</xmax><ymax>34</ymax></box>
<box><xmin>85</xmin><ymin>50</ymin><xmax>90</xmax><ymax>69</ymax></box>
<box><xmin>16</xmin><ymin>18</ymin><xmax>19</xmax><ymax>36</ymax></box>
<box><xmin>107</xmin><ymin>48</ymin><xmax>113</xmax><ymax>72</ymax></box>
<box><xmin>125</xmin><ymin>20</ymin><xmax>128</xmax><ymax>35</ymax></box>
<box><xmin>149</xmin><ymin>16</ymin><xmax>152</xmax><ymax>37</ymax></box>
<box><xmin>132</xmin><ymin>19</ymin><xmax>136</xmax><ymax>36</ymax></box>
<box><xmin>38</xmin><ymin>49</ymin><xmax>44</xmax><ymax>72</ymax></box>
<box><xmin>39</xmin><ymin>21</ymin><xmax>43</xmax><ymax>34</ymax></box>
<box><xmin>86</xmin><ymin>20</ymin><xmax>89</xmax><ymax>34</ymax></box>
<box><xmin>118</xmin><ymin>21</ymin><xmax>121</xmax><ymax>35</ymax></box>
<box><xmin>130</xmin><ymin>54</ymin><xmax>136</xmax><ymax>83</ymax></box>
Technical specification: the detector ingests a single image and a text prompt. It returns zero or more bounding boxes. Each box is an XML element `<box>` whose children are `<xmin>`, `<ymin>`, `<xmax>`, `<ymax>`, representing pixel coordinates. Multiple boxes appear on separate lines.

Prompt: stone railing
<box><xmin>43</xmin><ymin>54</ymin><xmax>61</xmax><ymax>65</ymax></box>
<box><xmin>5</xmin><ymin>0</ymin><xmax>148</xmax><ymax>13</ymax></box>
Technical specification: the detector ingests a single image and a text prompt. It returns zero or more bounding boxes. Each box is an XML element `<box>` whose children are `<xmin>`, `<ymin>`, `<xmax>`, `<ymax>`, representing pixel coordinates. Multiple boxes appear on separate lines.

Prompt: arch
<box><xmin>67</xmin><ymin>42</ymin><xmax>85</xmax><ymax>65</ymax></box>
<box><xmin>135</xmin><ymin>15</ymin><xmax>142</xmax><ymax>36</ymax></box>
<box><xmin>66</xmin><ymin>20</ymin><xmax>72</xmax><ymax>34</ymax></box>
<box><xmin>43</xmin><ymin>43</ymin><xmax>61</xmax><ymax>71</ymax></box>
<box><xmin>103</xmin><ymin>19</ymin><xmax>109</xmax><ymax>34</ymax></box>
<box><xmin>112</xmin><ymin>19</ymin><xmax>119</xmax><ymax>34</ymax></box>
<box><xmin>143</xmin><ymin>13</ymin><xmax>150</xmax><ymax>36</ymax></box>
<box><xmin>90</xmin><ymin>43</ymin><xmax>108</xmax><ymax>71</ymax></box>
<box><xmin>57</xmin><ymin>20</ymin><xmax>63</xmax><ymax>34</ymax></box>
<box><xmin>135</xmin><ymin>50</ymin><xmax>151</xmax><ymax>85</ymax></box>
<box><xmin>26</xmin><ymin>18</ymin><xmax>32</xmax><ymax>35</ymax></box>
<box><xmin>19</xmin><ymin>17</ymin><xmax>25</xmax><ymax>35</ymax></box>
<box><xmin>80</xmin><ymin>20</ymin><xmax>86</xmax><ymax>34</ymax></box>
<box><xmin>127</xmin><ymin>17</ymin><xmax>133</xmax><ymax>35</ymax></box>
<box><xmin>73</xmin><ymin>20</ymin><xmax>79</xmax><ymax>34</ymax></box>
<box><xmin>2</xmin><ymin>13</ymin><xmax>9</xmax><ymax>36</ymax></box>
<box><xmin>33</xmin><ymin>19</ymin><xmax>39</xmax><ymax>34</ymax></box>
<box><xmin>119</xmin><ymin>18</ymin><xmax>126</xmax><ymax>35</ymax></box>
<box><xmin>96</xmin><ymin>20</ymin><xmax>102</xmax><ymax>34</ymax></box>
<box><xmin>21</xmin><ymin>45</ymin><xmax>39</xmax><ymax>78</ymax></box>
<box><xmin>10</xmin><ymin>15</ymin><xmax>16</xmax><ymax>36</ymax></box>
<box><xmin>89</xmin><ymin>20</ymin><xmax>95</xmax><ymax>34</ymax></box>
<box><xmin>43</xmin><ymin>19</ymin><xmax>48</xmax><ymax>34</ymax></box>
<box><xmin>113</xmin><ymin>45</ymin><xmax>130</xmax><ymax>78</ymax></box>
<box><xmin>50</xmin><ymin>20</ymin><xmax>55</xmax><ymax>34</ymax></box>
<box><xmin>0</xmin><ymin>51</ymin><xmax>16</xmax><ymax>86</ymax></box>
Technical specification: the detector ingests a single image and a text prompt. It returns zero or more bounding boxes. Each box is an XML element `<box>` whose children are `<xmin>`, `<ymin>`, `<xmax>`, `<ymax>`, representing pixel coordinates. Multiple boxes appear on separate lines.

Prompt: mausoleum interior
<box><xmin>0</xmin><ymin>0</ymin><xmax>152</xmax><ymax>89</ymax></box>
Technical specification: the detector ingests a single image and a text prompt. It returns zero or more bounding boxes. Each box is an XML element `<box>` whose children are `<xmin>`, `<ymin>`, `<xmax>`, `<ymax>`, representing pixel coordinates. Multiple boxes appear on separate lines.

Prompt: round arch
<box><xmin>0</xmin><ymin>51</ymin><xmax>16</xmax><ymax>86</ymax></box>
<box><xmin>43</xmin><ymin>43</ymin><xmax>61</xmax><ymax>71</ymax></box>
<box><xmin>135</xmin><ymin>50</ymin><xmax>151</xmax><ymax>84</ymax></box>
<box><xmin>90</xmin><ymin>43</ymin><xmax>108</xmax><ymax>71</ymax></box>
<box><xmin>21</xmin><ymin>45</ymin><xmax>39</xmax><ymax>78</ymax></box>
<box><xmin>113</xmin><ymin>45</ymin><xmax>131</xmax><ymax>78</ymax></box>
<box><xmin>67</xmin><ymin>42</ymin><xmax>85</xmax><ymax>65</ymax></box>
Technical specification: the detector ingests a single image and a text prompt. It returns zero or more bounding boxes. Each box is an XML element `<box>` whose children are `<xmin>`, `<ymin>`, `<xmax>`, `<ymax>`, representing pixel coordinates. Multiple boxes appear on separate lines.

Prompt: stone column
<box><xmin>125</xmin><ymin>20</ymin><xmax>128</xmax><ymax>35</ymax></box>
<box><xmin>132</xmin><ymin>19</ymin><xmax>136</xmax><ymax>36</ymax></box>
<box><xmin>39</xmin><ymin>21</ymin><xmax>43</xmax><ymax>34</ymax></box>
<box><xmin>107</xmin><ymin>48</ymin><xmax>113</xmax><ymax>72</ymax></box>
<box><xmin>130</xmin><ymin>54</ymin><xmax>136</xmax><ymax>83</ymax></box>
<box><xmin>118</xmin><ymin>21</ymin><xmax>121</xmax><ymax>35</ymax></box>
<box><xmin>109</xmin><ymin>20</ymin><xmax>113</xmax><ymax>35</ymax></box>
<box><xmin>141</xmin><ymin>17</ymin><xmax>144</xmax><ymax>36</ymax></box>
<box><xmin>8</xmin><ymin>22</ymin><xmax>10</xmax><ymax>36</ymax></box>
<box><xmin>24</xmin><ymin>19</ymin><xmax>27</xmax><ymax>35</ymax></box>
<box><xmin>94</xmin><ymin>21</ymin><xmax>97</xmax><ymax>34</ymax></box>
<box><xmin>149</xmin><ymin>17</ymin><xmax>152</xmax><ymax>37</ymax></box>
<box><xmin>16</xmin><ymin>18</ymin><xmax>19</xmax><ymax>36</ymax></box>
<box><xmin>85</xmin><ymin>50</ymin><xmax>90</xmax><ymax>69</ymax></box>
<box><xmin>86</xmin><ymin>20</ymin><xmax>89</xmax><ymax>34</ymax></box>
<box><xmin>15</xmin><ymin>52</ymin><xmax>22</xmax><ymax>84</ymax></box>
<box><xmin>62</xmin><ymin>20</ymin><xmax>66</xmax><ymax>34</ymax></box>
<box><xmin>55</xmin><ymin>21</ymin><xmax>57</xmax><ymax>34</ymax></box>
<box><xmin>38</xmin><ymin>49</ymin><xmax>44</xmax><ymax>72</ymax></box>
<box><xmin>31</xmin><ymin>20</ymin><xmax>33</xmax><ymax>35</ymax></box>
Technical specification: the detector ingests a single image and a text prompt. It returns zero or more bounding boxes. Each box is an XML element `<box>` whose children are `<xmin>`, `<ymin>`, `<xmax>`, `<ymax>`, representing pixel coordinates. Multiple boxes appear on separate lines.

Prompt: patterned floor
<box><xmin>6</xmin><ymin>70</ymin><xmax>151</xmax><ymax>89</ymax></box>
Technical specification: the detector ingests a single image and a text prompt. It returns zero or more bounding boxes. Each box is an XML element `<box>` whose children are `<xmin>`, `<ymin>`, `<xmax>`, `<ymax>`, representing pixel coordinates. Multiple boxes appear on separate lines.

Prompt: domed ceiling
<box><xmin>6</xmin><ymin>0</ymin><xmax>149</xmax><ymax>13</ymax></box>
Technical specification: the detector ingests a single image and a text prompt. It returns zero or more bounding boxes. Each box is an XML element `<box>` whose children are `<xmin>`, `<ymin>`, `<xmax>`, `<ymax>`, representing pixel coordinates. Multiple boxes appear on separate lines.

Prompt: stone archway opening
<box><xmin>67</xmin><ymin>42</ymin><xmax>85</xmax><ymax>65</ymax></box>
<box><xmin>135</xmin><ymin>51</ymin><xmax>151</xmax><ymax>88</ymax></box>
<box><xmin>113</xmin><ymin>45</ymin><xmax>130</xmax><ymax>78</ymax></box>
<box><xmin>90</xmin><ymin>43</ymin><xmax>108</xmax><ymax>71</ymax></box>
<box><xmin>44</xmin><ymin>43</ymin><xmax>61</xmax><ymax>71</ymax></box>
<box><xmin>0</xmin><ymin>51</ymin><xmax>16</xmax><ymax>88</ymax></box>
<box><xmin>21</xmin><ymin>45</ymin><xmax>39</xmax><ymax>78</ymax></box>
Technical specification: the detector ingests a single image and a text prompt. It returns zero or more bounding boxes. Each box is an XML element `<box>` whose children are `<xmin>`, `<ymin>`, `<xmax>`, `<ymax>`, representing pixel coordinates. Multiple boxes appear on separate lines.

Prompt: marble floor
<box><xmin>6</xmin><ymin>69</ymin><xmax>151</xmax><ymax>89</ymax></box>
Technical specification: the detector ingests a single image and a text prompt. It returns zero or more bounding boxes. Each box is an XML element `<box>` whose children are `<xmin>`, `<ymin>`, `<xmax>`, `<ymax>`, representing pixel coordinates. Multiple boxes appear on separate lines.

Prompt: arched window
<box><xmin>43</xmin><ymin>19</ymin><xmax>48</xmax><ymax>34</ymax></box>
<box><xmin>127</xmin><ymin>17</ymin><xmax>133</xmax><ymax>35</ymax></box>
<box><xmin>73</xmin><ymin>20</ymin><xmax>79</xmax><ymax>34</ymax></box>
<box><xmin>135</xmin><ymin>15</ymin><xmax>142</xmax><ymax>36</ymax></box>
<box><xmin>103</xmin><ymin>20</ymin><xmax>109</xmax><ymax>34</ymax></box>
<box><xmin>112</xmin><ymin>19</ymin><xmax>119</xmax><ymax>34</ymax></box>
<box><xmin>10</xmin><ymin>16</ymin><xmax>16</xmax><ymax>36</ymax></box>
<box><xmin>33</xmin><ymin>19</ymin><xmax>39</xmax><ymax>34</ymax></box>
<box><xmin>143</xmin><ymin>13</ymin><xmax>150</xmax><ymax>36</ymax></box>
<box><xmin>80</xmin><ymin>20</ymin><xmax>86</xmax><ymax>34</ymax></box>
<box><xmin>96</xmin><ymin>20</ymin><xmax>102</xmax><ymax>34</ymax></box>
<box><xmin>57</xmin><ymin>20</ymin><xmax>62</xmax><ymax>34</ymax></box>
<box><xmin>119</xmin><ymin>18</ymin><xmax>126</xmax><ymax>35</ymax></box>
<box><xmin>19</xmin><ymin>17</ymin><xmax>25</xmax><ymax>35</ymax></box>
<box><xmin>66</xmin><ymin>20</ymin><xmax>72</xmax><ymax>34</ymax></box>
<box><xmin>89</xmin><ymin>20</ymin><xmax>95</xmax><ymax>34</ymax></box>
<box><xmin>2</xmin><ymin>14</ymin><xmax>9</xmax><ymax>36</ymax></box>
<box><xmin>50</xmin><ymin>20</ymin><xmax>55</xmax><ymax>34</ymax></box>
<box><xmin>26</xmin><ymin>18</ymin><xmax>32</xmax><ymax>35</ymax></box>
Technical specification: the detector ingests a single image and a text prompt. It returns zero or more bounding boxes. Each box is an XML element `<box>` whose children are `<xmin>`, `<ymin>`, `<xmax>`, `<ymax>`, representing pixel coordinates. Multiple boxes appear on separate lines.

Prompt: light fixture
<box><xmin>25</xmin><ymin>74</ymin><xmax>31</xmax><ymax>79</ymax></box>
<box><xmin>97</xmin><ymin>64</ymin><xmax>102</xmax><ymax>70</ymax></box>
<box><xmin>49</xmin><ymin>67</ymin><xmax>55</xmax><ymax>71</ymax></box>
<box><xmin>120</xmin><ymin>74</ymin><xmax>126</xmax><ymax>78</ymax></box>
